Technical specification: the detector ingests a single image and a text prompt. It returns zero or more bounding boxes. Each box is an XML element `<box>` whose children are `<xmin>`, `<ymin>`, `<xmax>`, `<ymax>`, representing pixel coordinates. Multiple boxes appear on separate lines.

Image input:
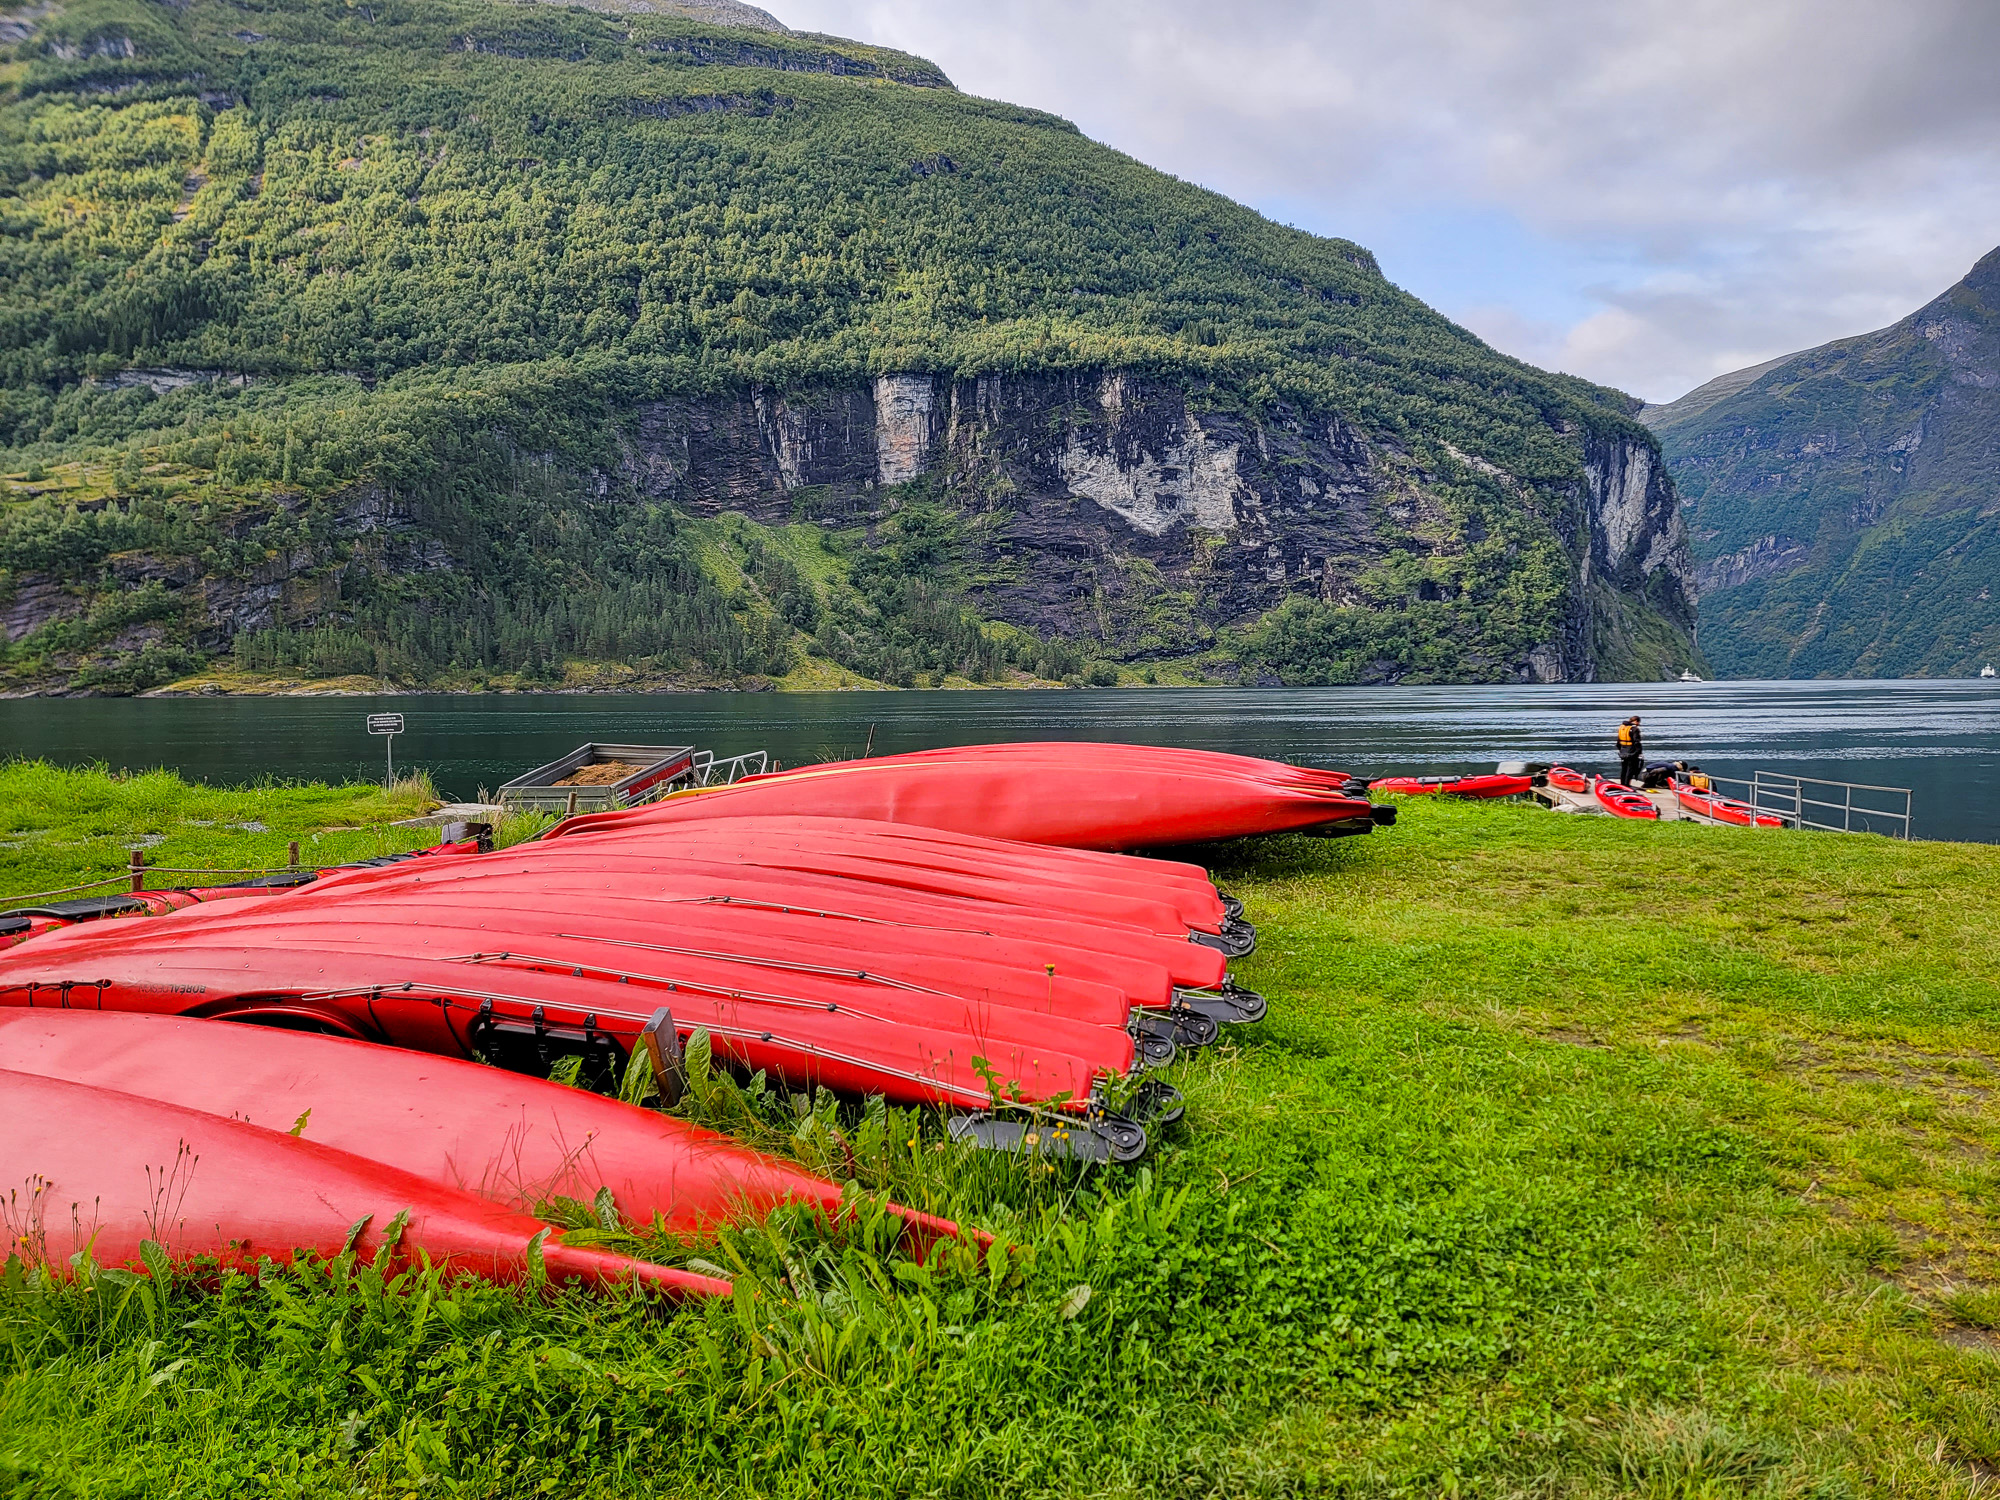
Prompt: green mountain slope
<box><xmin>1645</xmin><ymin>247</ymin><xmax>2000</xmax><ymax>679</ymax></box>
<box><xmin>0</xmin><ymin>0</ymin><xmax>1695</xmax><ymax>694</ymax></box>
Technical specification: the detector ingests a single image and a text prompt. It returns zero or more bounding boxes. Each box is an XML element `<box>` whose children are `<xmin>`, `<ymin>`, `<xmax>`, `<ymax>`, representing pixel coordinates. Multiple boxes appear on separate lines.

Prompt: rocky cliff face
<box><xmin>0</xmin><ymin>371</ymin><xmax>1696</xmax><ymax>689</ymax></box>
<box><xmin>0</xmin><ymin>370</ymin><xmax>1693</xmax><ymax>689</ymax></box>
<box><xmin>618</xmin><ymin>370</ymin><xmax>1694</xmax><ymax>682</ymax></box>
<box><xmin>0</xmin><ymin>481</ymin><xmax>443</xmax><ymax>688</ymax></box>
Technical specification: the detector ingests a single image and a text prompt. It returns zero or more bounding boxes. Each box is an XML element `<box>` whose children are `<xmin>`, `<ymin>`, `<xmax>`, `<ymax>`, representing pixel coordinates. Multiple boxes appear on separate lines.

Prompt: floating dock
<box><xmin>1534</xmin><ymin>783</ymin><xmax>1732</xmax><ymax>826</ymax></box>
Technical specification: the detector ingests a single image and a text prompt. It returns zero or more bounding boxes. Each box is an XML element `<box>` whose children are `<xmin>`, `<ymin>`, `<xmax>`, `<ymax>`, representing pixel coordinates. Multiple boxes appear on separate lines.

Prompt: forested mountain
<box><xmin>0</xmin><ymin>0</ymin><xmax>1696</xmax><ymax>694</ymax></box>
<box><xmin>1646</xmin><ymin>247</ymin><xmax>2000</xmax><ymax>679</ymax></box>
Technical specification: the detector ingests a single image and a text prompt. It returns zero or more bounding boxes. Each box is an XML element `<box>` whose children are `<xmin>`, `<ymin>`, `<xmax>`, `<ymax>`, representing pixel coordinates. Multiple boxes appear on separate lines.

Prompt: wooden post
<box><xmin>128</xmin><ymin>847</ymin><xmax>144</xmax><ymax>893</ymax></box>
<box><xmin>565</xmin><ymin>790</ymin><xmax>578</xmax><ymax>818</ymax></box>
<box><xmin>639</xmin><ymin>1008</ymin><xmax>686</xmax><ymax>1107</ymax></box>
<box><xmin>288</xmin><ymin>840</ymin><xmax>300</xmax><ymax>868</ymax></box>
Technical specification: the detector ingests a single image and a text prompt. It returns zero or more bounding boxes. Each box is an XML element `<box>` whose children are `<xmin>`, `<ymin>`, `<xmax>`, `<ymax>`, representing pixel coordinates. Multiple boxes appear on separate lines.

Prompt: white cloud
<box><xmin>773</xmin><ymin>0</ymin><xmax>2000</xmax><ymax>401</ymax></box>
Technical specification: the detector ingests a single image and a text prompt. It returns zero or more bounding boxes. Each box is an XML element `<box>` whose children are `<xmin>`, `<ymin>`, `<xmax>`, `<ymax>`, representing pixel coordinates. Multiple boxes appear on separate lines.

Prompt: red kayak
<box><xmin>1545</xmin><ymin>767</ymin><xmax>1589</xmax><ymax>792</ymax></box>
<box><xmin>2</xmin><ymin>1069</ymin><xmax>729</xmax><ymax>1295</ymax></box>
<box><xmin>1368</xmin><ymin>774</ymin><xmax>1534</xmax><ymax>799</ymax></box>
<box><xmin>1592</xmin><ymin>778</ymin><xmax>1660</xmax><ymax>820</ymax></box>
<box><xmin>547</xmin><ymin>755</ymin><xmax>1385</xmax><ymax>850</ymax></box>
<box><xmin>0</xmin><ymin>1010</ymin><xmax>965</xmax><ymax>1251</ymax></box>
<box><xmin>1673</xmin><ymin>783</ymin><xmax>1784</xmax><ymax>828</ymax></box>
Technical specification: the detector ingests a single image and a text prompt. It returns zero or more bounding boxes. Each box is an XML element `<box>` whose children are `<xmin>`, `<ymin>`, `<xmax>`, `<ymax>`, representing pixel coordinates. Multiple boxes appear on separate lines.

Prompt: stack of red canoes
<box><xmin>0</xmin><ymin>1010</ymin><xmax>963</xmax><ymax>1287</ymax></box>
<box><xmin>1367</xmin><ymin>773</ymin><xmax>1534</xmax><ymax>799</ymax></box>
<box><xmin>1</xmin><ymin>740</ymin><xmax>1373</xmax><ymax>1276</ymax></box>
<box><xmin>0</xmin><ymin>744</ymin><xmax>1338</xmax><ymax>1167</ymax></box>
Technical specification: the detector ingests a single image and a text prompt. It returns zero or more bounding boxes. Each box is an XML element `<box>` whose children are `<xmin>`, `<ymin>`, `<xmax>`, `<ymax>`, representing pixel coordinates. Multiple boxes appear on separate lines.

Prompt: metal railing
<box><xmin>635</xmin><ymin>749</ymin><xmax>770</xmax><ymax>803</ymax></box>
<box><xmin>1701</xmin><ymin>771</ymin><xmax>1912</xmax><ymax>839</ymax></box>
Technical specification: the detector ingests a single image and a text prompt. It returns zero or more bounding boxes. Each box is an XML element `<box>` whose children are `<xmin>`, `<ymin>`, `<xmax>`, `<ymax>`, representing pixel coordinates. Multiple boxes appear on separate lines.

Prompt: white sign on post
<box><xmin>367</xmin><ymin>713</ymin><xmax>405</xmax><ymax>785</ymax></box>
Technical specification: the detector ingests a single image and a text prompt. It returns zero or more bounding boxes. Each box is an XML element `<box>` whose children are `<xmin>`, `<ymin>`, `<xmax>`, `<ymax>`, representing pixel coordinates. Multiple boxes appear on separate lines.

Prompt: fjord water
<box><xmin>2</xmin><ymin>680</ymin><xmax>1996</xmax><ymax>844</ymax></box>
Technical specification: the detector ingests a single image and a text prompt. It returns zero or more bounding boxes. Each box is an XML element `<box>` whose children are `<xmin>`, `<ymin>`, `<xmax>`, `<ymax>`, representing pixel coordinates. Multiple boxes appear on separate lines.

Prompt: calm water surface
<box><xmin>3</xmin><ymin>680</ymin><xmax>1997</xmax><ymax>843</ymax></box>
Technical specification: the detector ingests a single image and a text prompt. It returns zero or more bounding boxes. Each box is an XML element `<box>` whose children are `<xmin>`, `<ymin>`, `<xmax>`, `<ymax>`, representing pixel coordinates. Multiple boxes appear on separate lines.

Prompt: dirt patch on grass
<box><xmin>1938</xmin><ymin>1326</ymin><xmax>2000</xmax><ymax>1358</ymax></box>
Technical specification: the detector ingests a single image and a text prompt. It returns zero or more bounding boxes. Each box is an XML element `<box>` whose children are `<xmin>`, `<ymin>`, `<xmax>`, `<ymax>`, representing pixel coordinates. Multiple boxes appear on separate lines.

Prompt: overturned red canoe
<box><xmin>0</xmin><ymin>1009</ymin><xmax>965</xmax><ymax>1251</ymax></box>
<box><xmin>602</xmin><ymin>817</ymin><xmax>1237</xmax><ymax>931</ymax></box>
<box><xmin>221</xmin><ymin>846</ymin><xmax>1237</xmax><ymax>990</ymax></box>
<box><xmin>0</xmin><ymin>935</ymin><xmax>1136</xmax><ymax>1111</ymax></box>
<box><xmin>548</xmin><ymin>756</ymin><xmax>1385</xmax><ymax>850</ymax></box>
<box><xmin>839</xmin><ymin>741</ymin><xmax>1366</xmax><ymax>795</ymax></box>
<box><xmin>0</xmin><ymin>1068</ymin><xmax>729</xmax><ymax>1295</ymax></box>
<box><xmin>1367</xmin><ymin>774</ymin><xmax>1534</xmax><ymax>799</ymax></box>
<box><xmin>1593</xmin><ymin>778</ymin><xmax>1660</xmax><ymax>820</ymax></box>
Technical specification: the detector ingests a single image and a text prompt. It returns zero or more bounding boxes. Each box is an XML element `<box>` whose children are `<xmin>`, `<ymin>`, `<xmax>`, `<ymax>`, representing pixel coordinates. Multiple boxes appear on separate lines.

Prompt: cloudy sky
<box><xmin>771</xmin><ymin>0</ymin><xmax>2000</xmax><ymax>403</ymax></box>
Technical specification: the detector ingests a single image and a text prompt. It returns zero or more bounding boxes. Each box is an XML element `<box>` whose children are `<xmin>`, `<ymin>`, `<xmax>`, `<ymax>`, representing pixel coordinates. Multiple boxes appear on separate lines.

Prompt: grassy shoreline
<box><xmin>3</xmin><ymin>770</ymin><xmax>1999</xmax><ymax>1495</ymax></box>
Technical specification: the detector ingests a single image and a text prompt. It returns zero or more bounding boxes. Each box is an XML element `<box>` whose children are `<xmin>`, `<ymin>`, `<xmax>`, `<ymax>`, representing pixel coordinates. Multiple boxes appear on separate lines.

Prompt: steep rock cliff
<box><xmin>616</xmin><ymin>370</ymin><xmax>1694</xmax><ymax>683</ymax></box>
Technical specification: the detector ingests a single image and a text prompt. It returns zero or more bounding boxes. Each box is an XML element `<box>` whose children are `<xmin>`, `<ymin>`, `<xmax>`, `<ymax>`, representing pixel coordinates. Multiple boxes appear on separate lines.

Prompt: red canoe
<box><xmin>0</xmin><ymin>935</ymin><xmax>1136</xmax><ymax>1112</ymax></box>
<box><xmin>1</xmin><ymin>1068</ymin><xmax>729</xmax><ymax>1294</ymax></box>
<box><xmin>0</xmin><ymin>1009</ymin><xmax>965</xmax><ymax>1251</ymax></box>
<box><xmin>1673</xmin><ymin>784</ymin><xmax>1784</xmax><ymax>828</ymax></box>
<box><xmin>1545</xmin><ymin>767</ymin><xmax>1589</xmax><ymax>792</ymax></box>
<box><xmin>1367</xmin><ymin>774</ymin><xmax>1534</xmax><ymax>799</ymax></box>
<box><xmin>838</xmin><ymin>742</ymin><xmax>1366</xmax><ymax>794</ymax></box>
<box><xmin>220</xmin><ymin>846</ymin><xmax>1237</xmax><ymax>990</ymax></box>
<box><xmin>612</xmin><ymin>817</ymin><xmax>1237</xmax><ymax>931</ymax></box>
<box><xmin>1592</xmin><ymin>778</ymin><xmax>1660</xmax><ymax>820</ymax></box>
<box><xmin>547</xmin><ymin>756</ymin><xmax>1383</xmax><ymax>850</ymax></box>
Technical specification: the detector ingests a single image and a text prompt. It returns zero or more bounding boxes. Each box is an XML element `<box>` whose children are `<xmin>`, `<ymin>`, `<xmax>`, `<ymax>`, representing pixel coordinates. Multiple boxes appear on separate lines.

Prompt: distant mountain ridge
<box><xmin>1644</xmin><ymin>248</ymin><xmax>2000</xmax><ymax>679</ymax></box>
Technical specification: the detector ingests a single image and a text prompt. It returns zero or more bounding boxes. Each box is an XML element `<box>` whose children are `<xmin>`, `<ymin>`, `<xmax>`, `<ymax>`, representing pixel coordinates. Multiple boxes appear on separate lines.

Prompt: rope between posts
<box><xmin>0</xmin><ymin>874</ymin><xmax>135</xmax><ymax>904</ymax></box>
<box><xmin>0</xmin><ymin>864</ymin><xmax>316</xmax><ymax>906</ymax></box>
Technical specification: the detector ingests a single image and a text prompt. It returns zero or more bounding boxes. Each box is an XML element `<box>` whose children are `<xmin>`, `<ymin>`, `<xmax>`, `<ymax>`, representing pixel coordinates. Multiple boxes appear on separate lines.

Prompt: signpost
<box><xmin>367</xmin><ymin>712</ymin><xmax>405</xmax><ymax>787</ymax></box>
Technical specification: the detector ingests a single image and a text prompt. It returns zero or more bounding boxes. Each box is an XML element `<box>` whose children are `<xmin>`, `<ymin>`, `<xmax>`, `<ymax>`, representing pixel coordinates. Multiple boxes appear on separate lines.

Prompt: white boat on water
<box><xmin>1984</xmin><ymin>664</ymin><xmax>1996</xmax><ymax>679</ymax></box>
<box><xmin>1679</xmin><ymin>670</ymin><xmax>1705</xmax><ymax>683</ymax></box>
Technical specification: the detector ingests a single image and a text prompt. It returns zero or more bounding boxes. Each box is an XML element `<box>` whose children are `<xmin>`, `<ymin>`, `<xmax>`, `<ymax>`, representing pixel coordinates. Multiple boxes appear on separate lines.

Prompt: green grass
<box><xmin>4</xmin><ymin>777</ymin><xmax>2000</xmax><ymax>1495</ymax></box>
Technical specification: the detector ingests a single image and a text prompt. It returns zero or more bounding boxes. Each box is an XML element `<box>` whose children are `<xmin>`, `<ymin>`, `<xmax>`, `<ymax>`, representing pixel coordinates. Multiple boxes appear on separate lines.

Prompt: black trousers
<box><xmin>1619</xmin><ymin>753</ymin><xmax>1643</xmax><ymax>785</ymax></box>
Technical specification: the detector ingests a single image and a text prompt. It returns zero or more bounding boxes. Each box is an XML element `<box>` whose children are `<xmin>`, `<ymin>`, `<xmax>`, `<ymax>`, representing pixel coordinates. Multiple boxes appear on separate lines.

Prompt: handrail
<box><xmin>1743</xmin><ymin>771</ymin><xmax>1911</xmax><ymax>839</ymax></box>
<box><xmin>1689</xmin><ymin>771</ymin><xmax>1912</xmax><ymax>838</ymax></box>
<box><xmin>631</xmin><ymin>748</ymin><xmax>770</xmax><ymax>804</ymax></box>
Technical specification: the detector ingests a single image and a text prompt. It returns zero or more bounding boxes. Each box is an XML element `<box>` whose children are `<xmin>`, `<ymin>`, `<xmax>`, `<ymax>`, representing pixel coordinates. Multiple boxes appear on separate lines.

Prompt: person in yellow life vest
<box><xmin>1688</xmin><ymin>767</ymin><xmax>1712</xmax><ymax>792</ymax></box>
<box><xmin>1615</xmin><ymin>716</ymin><xmax>1644</xmax><ymax>786</ymax></box>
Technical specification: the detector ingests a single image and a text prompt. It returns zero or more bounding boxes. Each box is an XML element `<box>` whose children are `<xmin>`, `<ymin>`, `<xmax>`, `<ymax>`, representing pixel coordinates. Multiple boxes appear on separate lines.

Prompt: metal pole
<box><xmin>386</xmin><ymin>732</ymin><xmax>395</xmax><ymax>789</ymax></box>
